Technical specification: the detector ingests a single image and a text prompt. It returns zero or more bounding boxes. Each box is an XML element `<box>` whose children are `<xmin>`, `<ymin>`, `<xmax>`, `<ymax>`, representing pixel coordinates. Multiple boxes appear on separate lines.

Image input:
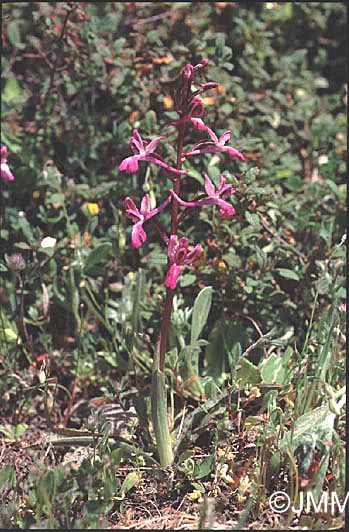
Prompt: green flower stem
<box><xmin>151</xmin><ymin>349</ymin><xmax>174</xmax><ymax>467</ymax></box>
<box><xmin>151</xmin><ymin>119</ymin><xmax>187</xmax><ymax>467</ymax></box>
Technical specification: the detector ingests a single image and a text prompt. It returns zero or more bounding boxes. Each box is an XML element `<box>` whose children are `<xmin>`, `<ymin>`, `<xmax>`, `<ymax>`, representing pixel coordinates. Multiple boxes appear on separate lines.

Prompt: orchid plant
<box><xmin>119</xmin><ymin>60</ymin><xmax>245</xmax><ymax>467</ymax></box>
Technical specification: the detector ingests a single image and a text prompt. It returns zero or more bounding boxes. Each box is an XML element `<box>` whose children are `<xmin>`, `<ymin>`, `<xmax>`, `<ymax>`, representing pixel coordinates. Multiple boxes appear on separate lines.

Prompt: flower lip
<box><xmin>131</xmin><ymin>222</ymin><xmax>147</xmax><ymax>248</ymax></box>
<box><xmin>165</xmin><ymin>264</ymin><xmax>181</xmax><ymax>289</ymax></box>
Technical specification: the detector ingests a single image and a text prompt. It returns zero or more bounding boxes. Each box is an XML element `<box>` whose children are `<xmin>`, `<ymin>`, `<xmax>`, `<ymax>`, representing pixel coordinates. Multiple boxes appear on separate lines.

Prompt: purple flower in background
<box><xmin>183</xmin><ymin>126</ymin><xmax>245</xmax><ymax>161</ymax></box>
<box><xmin>123</xmin><ymin>193</ymin><xmax>171</xmax><ymax>248</ymax></box>
<box><xmin>165</xmin><ymin>235</ymin><xmax>203</xmax><ymax>289</ymax></box>
<box><xmin>1</xmin><ymin>144</ymin><xmax>15</xmax><ymax>181</ymax></box>
<box><xmin>119</xmin><ymin>129</ymin><xmax>187</xmax><ymax>175</ymax></box>
<box><xmin>171</xmin><ymin>173</ymin><xmax>236</xmax><ymax>219</ymax></box>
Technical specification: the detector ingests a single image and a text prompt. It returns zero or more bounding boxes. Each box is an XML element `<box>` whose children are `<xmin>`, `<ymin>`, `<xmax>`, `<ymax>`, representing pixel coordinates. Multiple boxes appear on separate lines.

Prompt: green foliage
<box><xmin>0</xmin><ymin>2</ymin><xmax>346</xmax><ymax>529</ymax></box>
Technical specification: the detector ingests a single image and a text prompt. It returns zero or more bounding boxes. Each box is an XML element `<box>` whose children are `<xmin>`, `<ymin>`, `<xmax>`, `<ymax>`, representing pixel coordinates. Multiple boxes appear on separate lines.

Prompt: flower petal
<box><xmin>184</xmin><ymin>243</ymin><xmax>203</xmax><ymax>264</ymax></box>
<box><xmin>217</xmin><ymin>174</ymin><xmax>235</xmax><ymax>199</ymax></box>
<box><xmin>145</xmin><ymin>135</ymin><xmax>164</xmax><ymax>154</ymax></box>
<box><xmin>140</xmin><ymin>194</ymin><xmax>151</xmax><ymax>216</ymax></box>
<box><xmin>205</xmin><ymin>126</ymin><xmax>219</xmax><ymax>144</ymax></box>
<box><xmin>218</xmin><ymin>130</ymin><xmax>231</xmax><ymax>145</ymax></box>
<box><xmin>123</xmin><ymin>196</ymin><xmax>142</xmax><ymax>222</ymax></box>
<box><xmin>224</xmin><ymin>147</ymin><xmax>245</xmax><ymax>161</ymax></box>
<box><xmin>178</xmin><ymin>237</ymin><xmax>189</xmax><ymax>250</ymax></box>
<box><xmin>41</xmin><ymin>236</ymin><xmax>57</xmax><ymax>248</ymax></box>
<box><xmin>119</xmin><ymin>155</ymin><xmax>140</xmax><ymax>173</ymax></box>
<box><xmin>165</xmin><ymin>264</ymin><xmax>182</xmax><ymax>289</ymax></box>
<box><xmin>218</xmin><ymin>202</ymin><xmax>236</xmax><ymax>218</ymax></box>
<box><xmin>130</xmin><ymin>129</ymin><xmax>144</xmax><ymax>152</ymax></box>
<box><xmin>167</xmin><ymin>234</ymin><xmax>179</xmax><ymax>263</ymax></box>
<box><xmin>190</xmin><ymin>118</ymin><xmax>208</xmax><ymax>131</ymax></box>
<box><xmin>176</xmin><ymin>237</ymin><xmax>189</xmax><ymax>263</ymax></box>
<box><xmin>1</xmin><ymin>162</ymin><xmax>15</xmax><ymax>181</ymax></box>
<box><xmin>131</xmin><ymin>222</ymin><xmax>147</xmax><ymax>248</ymax></box>
<box><xmin>1</xmin><ymin>144</ymin><xmax>8</xmax><ymax>159</ymax></box>
<box><xmin>204</xmin><ymin>173</ymin><xmax>216</xmax><ymax>198</ymax></box>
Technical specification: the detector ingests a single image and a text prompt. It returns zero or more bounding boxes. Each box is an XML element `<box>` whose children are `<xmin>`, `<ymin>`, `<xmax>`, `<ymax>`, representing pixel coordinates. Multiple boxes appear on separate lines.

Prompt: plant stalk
<box><xmin>151</xmin><ymin>120</ymin><xmax>187</xmax><ymax>466</ymax></box>
<box><xmin>158</xmin><ymin>120</ymin><xmax>186</xmax><ymax>372</ymax></box>
<box><xmin>151</xmin><ymin>348</ymin><xmax>174</xmax><ymax>467</ymax></box>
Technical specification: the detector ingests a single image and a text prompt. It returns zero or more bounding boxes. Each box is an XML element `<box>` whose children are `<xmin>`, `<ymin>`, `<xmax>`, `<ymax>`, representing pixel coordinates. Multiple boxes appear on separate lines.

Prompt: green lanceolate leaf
<box><xmin>191</xmin><ymin>286</ymin><xmax>213</xmax><ymax>344</ymax></box>
<box><xmin>151</xmin><ymin>367</ymin><xmax>174</xmax><ymax>467</ymax></box>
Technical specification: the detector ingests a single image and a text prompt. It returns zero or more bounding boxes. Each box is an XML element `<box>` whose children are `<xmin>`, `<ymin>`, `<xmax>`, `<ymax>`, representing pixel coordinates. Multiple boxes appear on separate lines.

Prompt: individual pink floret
<box><xmin>119</xmin><ymin>129</ymin><xmax>187</xmax><ymax>175</ymax></box>
<box><xmin>183</xmin><ymin>126</ymin><xmax>245</xmax><ymax>162</ymax></box>
<box><xmin>123</xmin><ymin>193</ymin><xmax>172</xmax><ymax>249</ymax></box>
<box><xmin>170</xmin><ymin>172</ymin><xmax>236</xmax><ymax>219</ymax></box>
<box><xmin>1</xmin><ymin>144</ymin><xmax>15</xmax><ymax>181</ymax></box>
<box><xmin>165</xmin><ymin>235</ymin><xmax>203</xmax><ymax>289</ymax></box>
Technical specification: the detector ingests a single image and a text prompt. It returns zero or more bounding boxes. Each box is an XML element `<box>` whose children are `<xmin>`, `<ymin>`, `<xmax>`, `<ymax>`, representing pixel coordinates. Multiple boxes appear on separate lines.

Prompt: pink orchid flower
<box><xmin>165</xmin><ymin>235</ymin><xmax>203</xmax><ymax>289</ymax></box>
<box><xmin>119</xmin><ymin>129</ymin><xmax>186</xmax><ymax>175</ymax></box>
<box><xmin>170</xmin><ymin>173</ymin><xmax>236</xmax><ymax>219</ymax></box>
<box><xmin>183</xmin><ymin>126</ymin><xmax>245</xmax><ymax>161</ymax></box>
<box><xmin>123</xmin><ymin>193</ymin><xmax>171</xmax><ymax>248</ymax></box>
<box><xmin>203</xmin><ymin>173</ymin><xmax>236</xmax><ymax>217</ymax></box>
<box><xmin>1</xmin><ymin>144</ymin><xmax>15</xmax><ymax>181</ymax></box>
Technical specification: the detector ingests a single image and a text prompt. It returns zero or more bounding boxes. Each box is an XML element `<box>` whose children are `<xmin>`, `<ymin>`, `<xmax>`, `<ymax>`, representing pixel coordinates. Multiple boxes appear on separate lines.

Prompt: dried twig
<box><xmin>236</xmin><ymin>312</ymin><xmax>267</xmax><ymax>358</ymax></box>
<box><xmin>130</xmin><ymin>11</ymin><xmax>173</xmax><ymax>27</ymax></box>
<box><xmin>42</xmin><ymin>3</ymin><xmax>78</xmax><ymax>110</ymax></box>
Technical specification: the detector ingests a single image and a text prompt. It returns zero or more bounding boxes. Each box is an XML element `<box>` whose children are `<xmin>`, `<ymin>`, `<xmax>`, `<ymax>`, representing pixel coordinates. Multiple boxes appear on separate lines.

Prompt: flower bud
<box><xmin>194</xmin><ymin>59</ymin><xmax>209</xmax><ymax>70</ymax></box>
<box><xmin>189</xmin><ymin>97</ymin><xmax>205</xmax><ymax>117</ymax></box>
<box><xmin>183</xmin><ymin>64</ymin><xmax>194</xmax><ymax>80</ymax></box>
